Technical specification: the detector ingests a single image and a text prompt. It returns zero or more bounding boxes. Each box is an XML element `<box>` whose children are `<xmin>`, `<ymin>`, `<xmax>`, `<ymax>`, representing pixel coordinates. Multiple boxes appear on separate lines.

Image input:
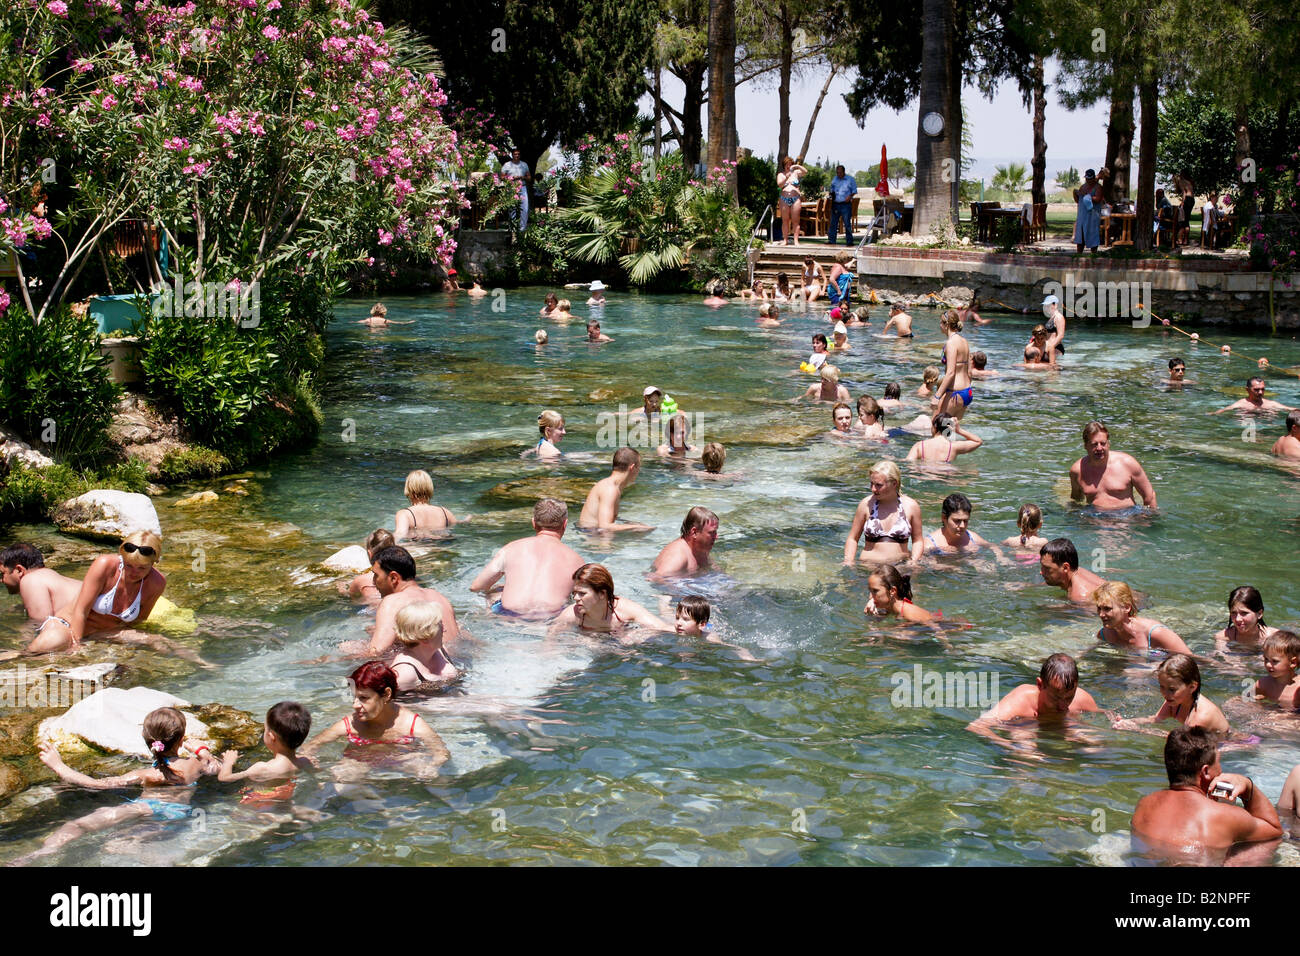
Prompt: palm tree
<box><xmin>991</xmin><ymin>162</ymin><xmax>1031</xmax><ymax>198</ymax></box>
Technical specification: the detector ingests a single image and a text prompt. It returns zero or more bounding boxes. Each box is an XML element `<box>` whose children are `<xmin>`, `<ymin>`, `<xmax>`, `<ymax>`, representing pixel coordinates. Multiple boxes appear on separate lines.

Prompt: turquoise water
<box><xmin>5</xmin><ymin>288</ymin><xmax>1300</xmax><ymax>865</ymax></box>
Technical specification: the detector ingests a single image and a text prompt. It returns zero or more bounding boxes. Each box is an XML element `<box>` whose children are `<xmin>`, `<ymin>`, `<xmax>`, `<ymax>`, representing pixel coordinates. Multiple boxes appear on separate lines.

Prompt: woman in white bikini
<box><xmin>394</xmin><ymin>469</ymin><xmax>460</xmax><ymax>540</ymax></box>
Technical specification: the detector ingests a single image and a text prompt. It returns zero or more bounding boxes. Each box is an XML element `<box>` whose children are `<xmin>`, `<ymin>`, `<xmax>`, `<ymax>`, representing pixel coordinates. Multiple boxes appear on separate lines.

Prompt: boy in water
<box><xmin>674</xmin><ymin>596</ymin><xmax>711</xmax><ymax>636</ymax></box>
<box><xmin>219</xmin><ymin>702</ymin><xmax>313</xmax><ymax>798</ymax></box>
<box><xmin>586</xmin><ymin>319</ymin><xmax>613</xmax><ymax>343</ymax></box>
<box><xmin>970</xmin><ymin>351</ymin><xmax>998</xmax><ymax>379</ymax></box>
<box><xmin>1253</xmin><ymin>630</ymin><xmax>1300</xmax><ymax>708</ymax></box>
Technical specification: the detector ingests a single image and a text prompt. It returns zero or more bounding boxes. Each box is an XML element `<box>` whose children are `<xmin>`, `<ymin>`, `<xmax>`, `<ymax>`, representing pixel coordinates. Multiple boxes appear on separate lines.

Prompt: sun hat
<box><xmin>590</xmin><ymin>280</ymin><xmax>606</xmax><ymax>291</ymax></box>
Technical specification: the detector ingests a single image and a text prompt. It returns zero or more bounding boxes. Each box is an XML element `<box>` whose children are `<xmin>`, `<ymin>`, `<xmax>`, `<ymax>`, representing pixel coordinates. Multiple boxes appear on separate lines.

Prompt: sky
<box><xmin>642</xmin><ymin>58</ymin><xmax>1131</xmax><ymax>188</ymax></box>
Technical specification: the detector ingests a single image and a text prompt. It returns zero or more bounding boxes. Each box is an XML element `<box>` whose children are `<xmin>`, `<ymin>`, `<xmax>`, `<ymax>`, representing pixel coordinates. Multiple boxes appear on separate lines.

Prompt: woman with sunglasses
<box><xmin>26</xmin><ymin>531</ymin><xmax>167</xmax><ymax>654</ymax></box>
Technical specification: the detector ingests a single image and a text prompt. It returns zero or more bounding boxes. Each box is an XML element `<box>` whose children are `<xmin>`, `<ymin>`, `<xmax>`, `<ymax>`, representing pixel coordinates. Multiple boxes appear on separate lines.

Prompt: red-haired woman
<box><xmin>548</xmin><ymin>564</ymin><xmax>673</xmax><ymax>639</ymax></box>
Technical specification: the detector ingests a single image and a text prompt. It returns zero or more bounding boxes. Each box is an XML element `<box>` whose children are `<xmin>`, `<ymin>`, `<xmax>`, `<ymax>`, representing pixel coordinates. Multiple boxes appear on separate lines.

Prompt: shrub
<box><xmin>737</xmin><ymin>155</ymin><xmax>777</xmax><ymax>220</ymax></box>
<box><xmin>515</xmin><ymin>210</ymin><xmax>573</xmax><ymax>284</ymax></box>
<box><xmin>156</xmin><ymin>446</ymin><xmax>232</xmax><ymax>483</ymax></box>
<box><xmin>0</xmin><ymin>458</ymin><xmax>149</xmax><ymax>521</ymax></box>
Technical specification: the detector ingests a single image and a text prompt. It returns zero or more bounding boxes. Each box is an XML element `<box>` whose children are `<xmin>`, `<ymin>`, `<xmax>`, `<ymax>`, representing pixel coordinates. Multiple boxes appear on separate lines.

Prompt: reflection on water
<box><xmin>4</xmin><ymin>290</ymin><xmax>1300</xmax><ymax>865</ymax></box>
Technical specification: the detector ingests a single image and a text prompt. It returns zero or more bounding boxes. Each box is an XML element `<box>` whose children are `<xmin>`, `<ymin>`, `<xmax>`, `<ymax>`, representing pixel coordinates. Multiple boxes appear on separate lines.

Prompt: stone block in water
<box><xmin>53</xmin><ymin>490</ymin><xmax>162</xmax><ymax>542</ymax></box>
<box><xmin>38</xmin><ymin>686</ymin><xmax>213</xmax><ymax>757</ymax></box>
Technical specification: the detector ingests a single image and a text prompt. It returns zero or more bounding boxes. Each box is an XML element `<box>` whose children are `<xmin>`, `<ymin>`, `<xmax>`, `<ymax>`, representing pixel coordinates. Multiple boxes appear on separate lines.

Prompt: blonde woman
<box><xmin>844</xmin><ymin>461</ymin><xmax>924</xmax><ymax>565</ymax></box>
<box><xmin>391</xmin><ymin>602</ymin><xmax>459</xmax><ymax>692</ymax></box>
<box><xmin>525</xmin><ymin>409</ymin><xmax>566</xmax><ymax>461</ymax></box>
<box><xmin>1092</xmin><ymin>582</ymin><xmax>1193</xmax><ymax>657</ymax></box>
<box><xmin>934</xmin><ymin>310</ymin><xmax>972</xmax><ymax>420</ymax></box>
<box><xmin>777</xmin><ymin>156</ymin><xmax>809</xmax><ymax>245</ymax></box>
<box><xmin>394</xmin><ymin>470</ymin><xmax>459</xmax><ymax>540</ymax></box>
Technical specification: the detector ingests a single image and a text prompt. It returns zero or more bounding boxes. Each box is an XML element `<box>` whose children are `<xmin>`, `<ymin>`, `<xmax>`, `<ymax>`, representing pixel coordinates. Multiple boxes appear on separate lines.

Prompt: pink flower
<box><xmin>48</xmin><ymin>1</ymin><xmax>68</xmax><ymax>16</ymax></box>
<box><xmin>377</xmin><ymin>229</ymin><xmax>394</xmax><ymax>245</ymax></box>
<box><xmin>163</xmin><ymin>136</ymin><xmax>190</xmax><ymax>150</ymax></box>
<box><xmin>31</xmin><ymin>218</ymin><xmax>52</xmax><ymax>240</ymax></box>
<box><xmin>262</xmin><ymin>25</ymin><xmax>280</xmax><ymax>40</ymax></box>
<box><xmin>101</xmin><ymin>94</ymin><xmax>118</xmax><ymax>109</ymax></box>
<box><xmin>0</xmin><ymin>290</ymin><xmax>9</xmax><ymax>314</ymax></box>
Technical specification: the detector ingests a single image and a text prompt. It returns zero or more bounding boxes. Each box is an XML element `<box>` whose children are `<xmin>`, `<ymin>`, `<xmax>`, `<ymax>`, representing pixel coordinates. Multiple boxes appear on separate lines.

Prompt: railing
<box><xmin>747</xmin><ymin>204</ymin><xmax>773</xmax><ymax>286</ymax></box>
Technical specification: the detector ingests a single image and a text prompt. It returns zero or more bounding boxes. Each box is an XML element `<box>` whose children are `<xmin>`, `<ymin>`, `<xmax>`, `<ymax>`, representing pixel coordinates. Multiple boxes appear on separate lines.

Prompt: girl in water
<box><xmin>917</xmin><ymin>366</ymin><xmax>940</xmax><ymax>399</ymax></box>
<box><xmin>658</xmin><ymin>412</ymin><xmax>698</xmax><ymax>459</ymax></box>
<box><xmin>924</xmin><ymin>493</ymin><xmax>993</xmax><ymax>555</ymax></box>
<box><xmin>879</xmin><ymin>382</ymin><xmax>905</xmax><ymax>414</ymax></box>
<box><xmin>394</xmin><ymin>469</ymin><xmax>460</xmax><ymax>540</ymax></box>
<box><xmin>844</xmin><ymin>461</ymin><xmax>924</xmax><ymax>565</ymax></box>
<box><xmin>864</xmin><ymin>564</ymin><xmax>936</xmax><ymax>623</ymax></box>
<box><xmin>906</xmin><ymin>413</ymin><xmax>983</xmax><ymax>463</ymax></box>
<box><xmin>934</xmin><ymin>310</ymin><xmax>973</xmax><ymax>420</ymax></box>
<box><xmin>1001</xmin><ymin>503</ymin><xmax>1049</xmax><ymax>551</ymax></box>
<box><xmin>855</xmin><ymin>396</ymin><xmax>887</xmax><ymax>439</ymax></box>
<box><xmin>1092</xmin><ymin>582</ymin><xmax>1193</xmax><ymax>657</ymax></box>
<box><xmin>1114</xmin><ymin>654</ymin><xmax>1229</xmax><ymax>735</ymax></box>
<box><xmin>525</xmin><ymin>410</ymin><xmax>565</xmax><ymax>461</ymax></box>
<box><xmin>1213</xmin><ymin>586</ymin><xmax>1277</xmax><ymax>650</ymax></box>
<box><xmin>548</xmin><ymin>564</ymin><xmax>674</xmax><ymax>640</ymax></box>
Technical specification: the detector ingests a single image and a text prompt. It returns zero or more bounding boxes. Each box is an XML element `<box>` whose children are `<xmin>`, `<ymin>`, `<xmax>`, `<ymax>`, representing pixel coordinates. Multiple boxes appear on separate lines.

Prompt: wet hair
<box><xmin>857</xmin><ymin>395</ymin><xmax>882</xmax><ymax>421</ymax></box>
<box><xmin>971</xmin><ymin>351</ymin><xmax>988</xmax><ymax>370</ymax></box>
<box><xmin>831</xmin><ymin>402</ymin><xmax>853</xmax><ymax>425</ymax></box>
<box><xmin>556</xmin><ymin>299</ymin><xmax>572</xmax><ymax>312</ymax></box>
<box><xmin>120</xmin><ymin>530</ymin><xmax>163</xmax><ymax>566</ymax></box>
<box><xmin>852</xmin><ymin>306</ymin><xmax>871</xmax><ymax>323</ymax></box>
<box><xmin>1091</xmin><ymin>580</ymin><xmax>1137</xmax><ymax>614</ymax></box>
<box><xmin>533</xmin><ymin>497</ymin><xmax>567</xmax><ymax>530</ymax></box>
<box><xmin>812</xmin><ymin>333</ymin><xmax>828</xmax><ymax>348</ymax></box>
<box><xmin>1261</xmin><ymin>629</ymin><xmax>1300</xmax><ymax>660</ymax></box>
<box><xmin>586</xmin><ymin>319</ymin><xmax>601</xmax><ymax>333</ymax></box>
<box><xmin>1</xmin><ymin>542</ymin><xmax>43</xmax><ymax>570</ymax></box>
<box><xmin>1040</xmin><ymin>537</ymin><xmax>1079</xmax><ymax>570</ymax></box>
<box><xmin>372</xmin><ymin>545</ymin><xmax>417</xmax><ymax>581</ymax></box>
<box><xmin>922</xmin><ymin>366</ymin><xmax>940</xmax><ymax>388</ymax></box>
<box><xmin>143</xmin><ymin>707</ymin><xmax>187</xmax><ymax>785</ymax></box>
<box><xmin>538</xmin><ymin>409</ymin><xmax>564</xmax><ymax>437</ymax></box>
<box><xmin>890</xmin><ymin>303</ymin><xmax>904</xmax><ymax>313</ymax></box>
<box><xmin>681</xmin><ymin>506</ymin><xmax>718</xmax><ymax>539</ymax></box>
<box><xmin>702</xmin><ymin>442</ymin><xmax>726</xmax><ymax>473</ymax></box>
<box><xmin>1016</xmin><ymin>504</ymin><xmax>1042</xmax><ymax>537</ymax></box>
<box><xmin>1227</xmin><ymin>585</ymin><xmax>1265</xmax><ymax>625</ymax></box>
<box><xmin>869</xmin><ymin>564</ymin><xmax>913</xmax><ymax>602</ymax></box>
<box><xmin>1038</xmin><ymin>653</ymin><xmax>1079</xmax><ymax>690</ymax></box>
<box><xmin>931</xmin><ymin>412</ymin><xmax>956</xmax><ymax>436</ymax></box>
<box><xmin>267</xmin><ymin>701</ymin><xmax>312</xmax><ymax>749</ymax></box>
<box><xmin>1287</xmin><ymin>410</ymin><xmax>1300</xmax><ymax>432</ymax></box>
<box><xmin>1031</xmin><ymin>324</ymin><xmax>1047</xmax><ymax>338</ymax></box>
<box><xmin>667</xmin><ymin>412</ymin><xmax>690</xmax><ymax>447</ymax></box>
<box><xmin>869</xmin><ymin>460</ymin><xmax>901</xmax><ymax>489</ymax></box>
<box><xmin>1082</xmin><ymin>420</ymin><xmax>1109</xmax><ymax>444</ymax></box>
<box><xmin>1248</xmin><ymin>376</ymin><xmax>1266</xmax><ymax>389</ymax></box>
<box><xmin>1157</xmin><ymin>654</ymin><xmax>1201</xmax><ymax>705</ymax></box>
<box><xmin>572</xmin><ymin>563</ymin><xmax>615</xmax><ymax>605</ymax></box>
<box><xmin>404</xmin><ymin>469</ymin><xmax>434</xmax><ymax>504</ymax></box>
<box><xmin>940</xmin><ymin>492</ymin><xmax>972</xmax><ymax>521</ymax></box>
<box><xmin>1168</xmin><ymin>357</ymin><xmax>1185</xmax><ymax>370</ymax></box>
<box><xmin>612</xmin><ymin>447</ymin><xmax>641</xmax><ymax>471</ymax></box>
<box><xmin>1163</xmin><ymin>726</ymin><xmax>1218</xmax><ymax>787</ymax></box>
<box><xmin>883</xmin><ymin>382</ymin><xmax>901</xmax><ymax>400</ymax></box>
<box><xmin>364</xmin><ymin>528</ymin><xmax>395</xmax><ymax>558</ymax></box>
<box><xmin>370</xmin><ymin>302</ymin><xmax>387</xmax><ymax>317</ymax></box>
<box><xmin>940</xmin><ymin>309</ymin><xmax>963</xmax><ymax>332</ymax></box>
<box><xmin>350</xmin><ymin>661</ymin><xmax>398</xmax><ymax>700</ymax></box>
<box><xmin>821</xmin><ymin>364</ymin><xmax>840</xmax><ymax>383</ymax></box>
<box><xmin>676</xmin><ymin>595</ymin><xmax>711</xmax><ymax>625</ymax></box>
<box><xmin>535</xmin><ymin>329</ymin><xmax>548</xmax><ymax>344</ymax></box>
<box><xmin>544</xmin><ymin>292</ymin><xmax>558</xmax><ymax>308</ymax></box>
<box><xmin>394</xmin><ymin>601</ymin><xmax>444</xmax><ymax>648</ymax></box>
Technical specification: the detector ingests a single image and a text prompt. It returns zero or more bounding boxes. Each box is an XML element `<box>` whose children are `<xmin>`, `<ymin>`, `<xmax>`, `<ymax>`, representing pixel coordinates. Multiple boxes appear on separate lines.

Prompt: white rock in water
<box><xmin>38</xmin><ymin>686</ymin><xmax>213</xmax><ymax>757</ymax></box>
<box><xmin>53</xmin><ymin>490</ymin><xmax>162</xmax><ymax>542</ymax></box>
<box><xmin>321</xmin><ymin>544</ymin><xmax>371</xmax><ymax>573</ymax></box>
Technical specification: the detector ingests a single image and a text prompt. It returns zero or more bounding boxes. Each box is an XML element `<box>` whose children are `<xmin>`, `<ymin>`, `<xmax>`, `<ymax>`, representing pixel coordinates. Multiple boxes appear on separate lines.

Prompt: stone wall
<box><xmin>454</xmin><ymin>229</ymin><xmax>517</xmax><ymax>285</ymax></box>
<box><xmin>855</xmin><ymin>247</ymin><xmax>1300</xmax><ymax>327</ymax></box>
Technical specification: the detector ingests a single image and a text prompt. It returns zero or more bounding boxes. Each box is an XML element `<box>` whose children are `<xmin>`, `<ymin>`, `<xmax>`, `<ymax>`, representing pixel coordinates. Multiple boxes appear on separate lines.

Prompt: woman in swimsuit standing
<box><xmin>843</xmin><ymin>461</ymin><xmax>924</xmax><ymax>565</ymax></box>
<box><xmin>394</xmin><ymin>469</ymin><xmax>460</xmax><ymax>540</ymax></box>
<box><xmin>906</xmin><ymin>413</ymin><xmax>982</xmax><ymax>463</ymax></box>
<box><xmin>26</xmin><ymin>531</ymin><xmax>167</xmax><ymax>654</ymax></box>
<box><xmin>777</xmin><ymin>156</ymin><xmax>808</xmax><ymax>246</ymax></box>
<box><xmin>1092</xmin><ymin>581</ymin><xmax>1193</xmax><ymax>656</ymax></box>
<box><xmin>548</xmin><ymin>563</ymin><xmax>674</xmax><ymax>639</ymax></box>
<box><xmin>303</xmin><ymin>661</ymin><xmax>449</xmax><ymax>767</ymax></box>
<box><xmin>934</xmin><ymin>310</ymin><xmax>973</xmax><ymax>421</ymax></box>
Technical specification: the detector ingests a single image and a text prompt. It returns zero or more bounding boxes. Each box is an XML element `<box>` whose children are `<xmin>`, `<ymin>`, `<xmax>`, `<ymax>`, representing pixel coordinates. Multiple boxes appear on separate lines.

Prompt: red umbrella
<box><xmin>875</xmin><ymin>145</ymin><xmax>891</xmax><ymax>197</ymax></box>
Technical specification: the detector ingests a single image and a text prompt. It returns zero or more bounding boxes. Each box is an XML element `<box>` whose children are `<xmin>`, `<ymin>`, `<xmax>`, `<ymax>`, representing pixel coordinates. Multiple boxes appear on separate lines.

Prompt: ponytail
<box><xmin>1017</xmin><ymin>503</ymin><xmax>1042</xmax><ymax>537</ymax></box>
<box><xmin>875</xmin><ymin>564</ymin><xmax>913</xmax><ymax>602</ymax></box>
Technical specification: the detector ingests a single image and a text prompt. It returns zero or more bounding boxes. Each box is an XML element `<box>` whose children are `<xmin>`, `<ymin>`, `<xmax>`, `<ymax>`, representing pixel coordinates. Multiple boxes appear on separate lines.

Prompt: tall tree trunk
<box><xmin>1232</xmin><ymin>102</ymin><xmax>1254</xmax><ymax>224</ymax></box>
<box><xmin>796</xmin><ymin>64</ymin><xmax>839</xmax><ymax>162</ymax></box>
<box><xmin>680</xmin><ymin>61</ymin><xmax>706</xmax><ymax>168</ymax></box>
<box><xmin>1103</xmin><ymin>84</ymin><xmax>1135</xmax><ymax>202</ymax></box>
<box><xmin>946</xmin><ymin>15</ymin><xmax>962</xmax><ymax>219</ymax></box>
<box><xmin>778</xmin><ymin>4</ymin><xmax>794</xmax><ymax>161</ymax></box>
<box><xmin>707</xmin><ymin>0</ymin><xmax>738</xmax><ymax>196</ymax></box>
<box><xmin>1135</xmin><ymin>77</ymin><xmax>1157</xmax><ymax>253</ymax></box>
<box><xmin>914</xmin><ymin>0</ymin><xmax>956</xmax><ymax>236</ymax></box>
<box><xmin>1030</xmin><ymin>54</ymin><xmax>1047</xmax><ymax>206</ymax></box>
<box><xmin>653</xmin><ymin>67</ymin><xmax>662</xmax><ymax>162</ymax></box>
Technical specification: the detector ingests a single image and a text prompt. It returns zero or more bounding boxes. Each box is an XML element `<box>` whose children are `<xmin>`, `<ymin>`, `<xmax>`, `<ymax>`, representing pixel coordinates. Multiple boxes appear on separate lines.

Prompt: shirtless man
<box><xmin>578</xmin><ymin>448</ymin><xmax>654</xmax><ymax>532</ymax></box>
<box><xmin>1163</xmin><ymin>357</ymin><xmax>1193</xmax><ymax>386</ymax></box>
<box><xmin>1039</xmin><ymin>537</ymin><xmax>1107</xmax><ymax>603</ymax></box>
<box><xmin>2</xmin><ymin>543</ymin><xmax>80</xmax><ymax>625</ymax></box>
<box><xmin>469</xmin><ymin>498</ymin><xmax>587</xmax><ymax>619</ymax></box>
<box><xmin>1069</xmin><ymin>420</ymin><xmax>1157</xmax><ymax>510</ymax></box>
<box><xmin>1272</xmin><ymin>410</ymin><xmax>1300</xmax><ymax>458</ymax></box>
<box><xmin>586</xmin><ymin>319</ymin><xmax>613</xmax><ymax>343</ymax></box>
<box><xmin>1041</xmin><ymin>294</ymin><xmax>1066</xmax><ymax>366</ymax></box>
<box><xmin>1211</xmin><ymin>377</ymin><xmax>1293</xmax><ymax>415</ymax></box>
<box><xmin>650</xmin><ymin>507</ymin><xmax>718</xmax><ymax>577</ymax></box>
<box><xmin>364</xmin><ymin>546</ymin><xmax>461</xmax><ymax>656</ymax></box>
<box><xmin>628</xmin><ymin>386</ymin><xmax>663</xmax><ymax>425</ymax></box>
<box><xmin>881</xmin><ymin>304</ymin><xmax>914</xmax><ymax>338</ymax></box>
<box><xmin>970</xmin><ymin>653</ymin><xmax>1099</xmax><ymax>726</ymax></box>
<box><xmin>1131</xmin><ymin>726</ymin><xmax>1281</xmax><ymax>860</ymax></box>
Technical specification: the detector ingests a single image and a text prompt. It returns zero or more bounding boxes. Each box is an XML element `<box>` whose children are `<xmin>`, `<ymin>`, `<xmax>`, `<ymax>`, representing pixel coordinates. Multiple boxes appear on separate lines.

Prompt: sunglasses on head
<box><xmin>122</xmin><ymin>542</ymin><xmax>157</xmax><ymax>558</ymax></box>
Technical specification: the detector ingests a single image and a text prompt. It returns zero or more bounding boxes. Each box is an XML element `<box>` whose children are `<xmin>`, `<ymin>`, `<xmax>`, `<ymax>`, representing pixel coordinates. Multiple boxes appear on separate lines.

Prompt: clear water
<box><xmin>6</xmin><ymin>289</ymin><xmax>1300</xmax><ymax>866</ymax></box>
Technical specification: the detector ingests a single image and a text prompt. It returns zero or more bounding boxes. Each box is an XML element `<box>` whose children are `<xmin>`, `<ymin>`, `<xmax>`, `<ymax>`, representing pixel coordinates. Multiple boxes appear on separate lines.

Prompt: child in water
<box><xmin>1001</xmin><ymin>503</ymin><xmax>1048</xmax><ymax>551</ymax></box>
<box><xmin>1113</xmin><ymin>654</ymin><xmax>1229</xmax><ymax>735</ymax></box>
<box><xmin>1254</xmin><ymin>630</ymin><xmax>1300</xmax><ymax>708</ymax></box>
<box><xmin>219</xmin><ymin>701</ymin><xmax>314</xmax><ymax>803</ymax></box>
<box><xmin>864</xmin><ymin>565</ymin><xmax>936</xmax><ymax>623</ymax></box>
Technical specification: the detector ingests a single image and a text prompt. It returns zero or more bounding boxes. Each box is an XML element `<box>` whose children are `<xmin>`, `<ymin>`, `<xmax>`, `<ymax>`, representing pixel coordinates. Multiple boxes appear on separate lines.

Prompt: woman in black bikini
<box><xmin>391</xmin><ymin>602</ymin><xmax>459</xmax><ymax>692</ymax></box>
<box><xmin>395</xmin><ymin>469</ymin><xmax>460</xmax><ymax>541</ymax></box>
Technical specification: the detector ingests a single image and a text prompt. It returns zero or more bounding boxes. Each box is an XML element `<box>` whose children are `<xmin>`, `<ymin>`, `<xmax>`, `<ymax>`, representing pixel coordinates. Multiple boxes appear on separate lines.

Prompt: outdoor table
<box><xmin>986</xmin><ymin>207</ymin><xmax>1024</xmax><ymax>243</ymax></box>
<box><xmin>1109</xmin><ymin>211</ymin><xmax>1137</xmax><ymax>246</ymax></box>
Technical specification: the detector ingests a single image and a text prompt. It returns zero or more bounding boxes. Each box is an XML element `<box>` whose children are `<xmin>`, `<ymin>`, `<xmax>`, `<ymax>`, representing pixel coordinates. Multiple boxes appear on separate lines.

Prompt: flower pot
<box><xmin>100</xmin><ymin>336</ymin><xmax>143</xmax><ymax>384</ymax></box>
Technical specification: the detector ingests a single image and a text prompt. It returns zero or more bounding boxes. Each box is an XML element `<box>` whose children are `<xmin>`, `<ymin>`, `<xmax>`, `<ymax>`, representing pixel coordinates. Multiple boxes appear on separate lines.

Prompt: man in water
<box><xmin>1069</xmin><ymin>420</ymin><xmax>1157</xmax><ymax>510</ymax></box>
<box><xmin>1272</xmin><ymin>410</ymin><xmax>1300</xmax><ymax>458</ymax></box>
<box><xmin>969</xmin><ymin>653</ymin><xmax>1098</xmax><ymax>725</ymax></box>
<box><xmin>1131</xmin><ymin>726</ymin><xmax>1281</xmax><ymax>859</ymax></box>
<box><xmin>366</xmin><ymin>546</ymin><xmax>461</xmax><ymax>655</ymax></box>
<box><xmin>579</xmin><ymin>448</ymin><xmax>654</xmax><ymax>532</ymax></box>
<box><xmin>651</xmin><ymin>507</ymin><xmax>718</xmax><ymax>577</ymax></box>
<box><xmin>586</xmin><ymin>319</ymin><xmax>613</xmax><ymax>343</ymax></box>
<box><xmin>1211</xmin><ymin>376</ymin><xmax>1292</xmax><ymax>415</ymax></box>
<box><xmin>628</xmin><ymin>386</ymin><xmax>663</xmax><ymax>425</ymax></box>
<box><xmin>1040</xmin><ymin>294</ymin><xmax>1066</xmax><ymax>365</ymax></box>
<box><xmin>1039</xmin><ymin>538</ymin><xmax>1107</xmax><ymax>603</ymax></box>
<box><xmin>1163</xmin><ymin>357</ymin><xmax>1192</xmax><ymax>386</ymax></box>
<box><xmin>1</xmin><ymin>543</ymin><xmax>80</xmax><ymax>624</ymax></box>
<box><xmin>881</xmin><ymin>304</ymin><xmax>914</xmax><ymax>338</ymax></box>
<box><xmin>470</xmin><ymin>498</ymin><xmax>586</xmax><ymax>619</ymax></box>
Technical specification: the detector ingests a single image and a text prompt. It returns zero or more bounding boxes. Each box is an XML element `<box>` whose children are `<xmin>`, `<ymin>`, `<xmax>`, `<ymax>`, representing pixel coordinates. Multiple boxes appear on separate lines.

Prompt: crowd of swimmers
<box><xmin>5</xmin><ymin>277</ymin><xmax>1300</xmax><ymax>865</ymax></box>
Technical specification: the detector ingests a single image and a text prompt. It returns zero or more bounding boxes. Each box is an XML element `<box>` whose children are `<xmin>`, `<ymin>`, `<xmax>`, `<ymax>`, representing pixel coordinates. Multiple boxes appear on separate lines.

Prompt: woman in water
<box><xmin>844</xmin><ymin>461</ymin><xmax>924</xmax><ymax>565</ymax></box>
<box><xmin>1092</xmin><ymin>581</ymin><xmax>1193</xmax><ymax>656</ymax></box>
<box><xmin>343</xmin><ymin>528</ymin><xmax>396</xmax><ymax>604</ymax></box>
<box><xmin>774</xmin><ymin>272</ymin><xmax>793</xmax><ymax>302</ymax></box>
<box><xmin>1114</xmin><ymin>654</ymin><xmax>1229</xmax><ymax>735</ymax></box>
<box><xmin>525</xmin><ymin>409</ymin><xmax>565</xmax><ymax>461</ymax></box>
<box><xmin>864</xmin><ymin>564</ymin><xmax>936</xmax><ymax>623</ymax></box>
<box><xmin>933</xmin><ymin>310</ymin><xmax>973</xmax><ymax>420</ymax></box>
<box><xmin>657</xmin><ymin>412</ymin><xmax>698</xmax><ymax>460</ymax></box>
<box><xmin>828</xmin><ymin>402</ymin><xmax>855</xmax><ymax>440</ymax></box>
<box><xmin>548</xmin><ymin>564</ymin><xmax>674</xmax><ymax>639</ymax></box>
<box><xmin>1023</xmin><ymin>325</ymin><xmax>1052</xmax><ymax>365</ymax></box>
<box><xmin>855</xmin><ymin>396</ymin><xmax>887</xmax><ymax>439</ymax></box>
<box><xmin>776</xmin><ymin>156</ymin><xmax>809</xmax><ymax>246</ymax></box>
<box><xmin>390</xmin><ymin>602</ymin><xmax>459</xmax><ymax>691</ymax></box>
<box><xmin>924</xmin><ymin>493</ymin><xmax>993</xmax><ymax>555</ymax></box>
<box><xmin>1213</xmin><ymin>586</ymin><xmax>1277</xmax><ymax>650</ymax></box>
<box><xmin>906</xmin><ymin>413</ymin><xmax>982</xmax><ymax>463</ymax></box>
<box><xmin>1001</xmin><ymin>503</ymin><xmax>1049</xmax><ymax>551</ymax></box>
<box><xmin>302</xmin><ymin>661</ymin><xmax>448</xmax><ymax>768</ymax></box>
<box><xmin>394</xmin><ymin>469</ymin><xmax>460</xmax><ymax>540</ymax></box>
<box><xmin>539</xmin><ymin>292</ymin><xmax>559</xmax><ymax>317</ymax></box>
<box><xmin>26</xmin><ymin>531</ymin><xmax>167</xmax><ymax>655</ymax></box>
